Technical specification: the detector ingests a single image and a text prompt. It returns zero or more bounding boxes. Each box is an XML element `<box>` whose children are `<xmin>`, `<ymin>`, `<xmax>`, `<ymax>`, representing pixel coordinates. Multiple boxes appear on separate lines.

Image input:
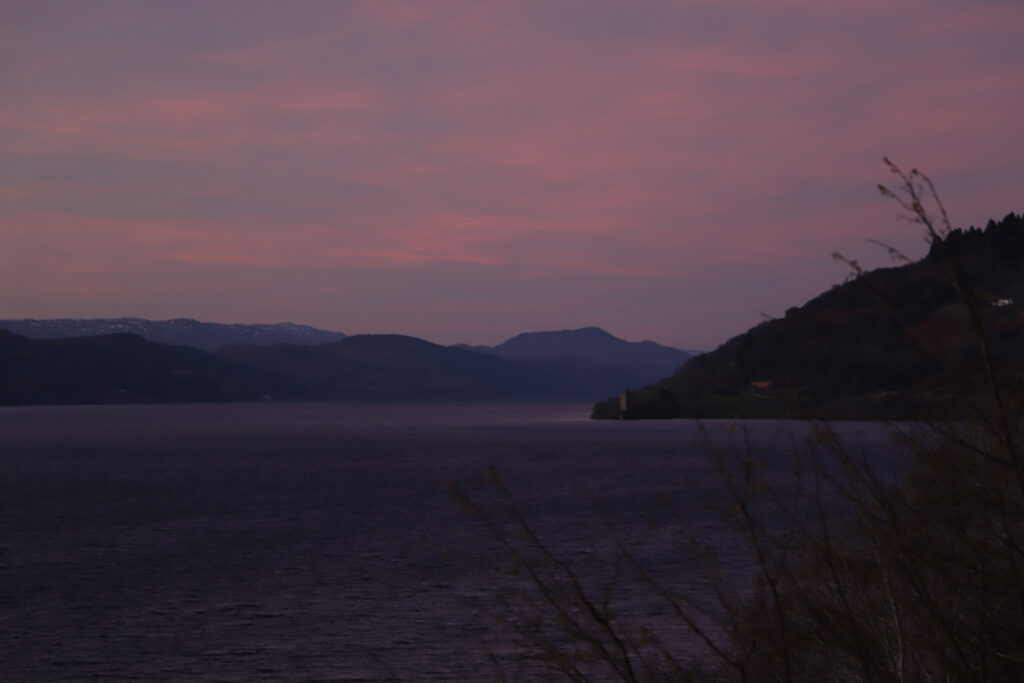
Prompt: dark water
<box><xmin>0</xmin><ymin>402</ymin><xmax>899</xmax><ymax>680</ymax></box>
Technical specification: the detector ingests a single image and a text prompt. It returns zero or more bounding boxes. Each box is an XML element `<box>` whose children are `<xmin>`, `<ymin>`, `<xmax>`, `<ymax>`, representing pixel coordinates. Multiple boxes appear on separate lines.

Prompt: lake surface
<box><xmin>0</xmin><ymin>402</ymin><xmax>900</xmax><ymax>680</ymax></box>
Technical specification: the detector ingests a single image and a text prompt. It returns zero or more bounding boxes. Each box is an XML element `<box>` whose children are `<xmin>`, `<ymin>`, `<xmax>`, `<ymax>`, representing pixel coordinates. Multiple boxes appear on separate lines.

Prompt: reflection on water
<box><xmin>0</xmin><ymin>402</ymin><xmax>899</xmax><ymax>680</ymax></box>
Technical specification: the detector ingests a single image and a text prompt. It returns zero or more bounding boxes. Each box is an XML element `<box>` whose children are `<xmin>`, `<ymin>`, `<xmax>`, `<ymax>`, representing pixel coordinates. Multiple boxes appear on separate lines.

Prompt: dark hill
<box><xmin>218</xmin><ymin>334</ymin><xmax>561</xmax><ymax>400</ymax></box>
<box><xmin>494</xmin><ymin>326</ymin><xmax>628</xmax><ymax>359</ymax></box>
<box><xmin>595</xmin><ymin>213</ymin><xmax>1024</xmax><ymax>419</ymax></box>
<box><xmin>0</xmin><ymin>331</ymin><xmax>286</xmax><ymax>405</ymax></box>
<box><xmin>465</xmin><ymin>327</ymin><xmax>694</xmax><ymax>398</ymax></box>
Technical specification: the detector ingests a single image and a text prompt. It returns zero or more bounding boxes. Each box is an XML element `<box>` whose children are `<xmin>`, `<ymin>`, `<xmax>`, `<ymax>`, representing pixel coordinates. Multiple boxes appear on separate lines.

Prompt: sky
<box><xmin>3</xmin><ymin>1</ymin><xmax>1023</xmax><ymax>350</ymax></box>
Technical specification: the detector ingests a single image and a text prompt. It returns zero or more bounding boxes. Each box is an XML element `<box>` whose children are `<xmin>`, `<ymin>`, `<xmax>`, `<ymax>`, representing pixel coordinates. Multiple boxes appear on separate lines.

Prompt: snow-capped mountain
<box><xmin>0</xmin><ymin>317</ymin><xmax>345</xmax><ymax>351</ymax></box>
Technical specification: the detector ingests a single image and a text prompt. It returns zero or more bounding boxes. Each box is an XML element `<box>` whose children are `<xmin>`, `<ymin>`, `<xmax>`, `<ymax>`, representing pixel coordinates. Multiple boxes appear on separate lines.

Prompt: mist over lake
<box><xmin>0</xmin><ymin>402</ymin><xmax>901</xmax><ymax>680</ymax></box>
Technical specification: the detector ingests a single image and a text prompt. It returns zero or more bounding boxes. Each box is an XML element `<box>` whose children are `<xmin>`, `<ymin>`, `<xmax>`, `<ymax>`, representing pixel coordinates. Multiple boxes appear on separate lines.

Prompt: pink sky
<box><xmin>3</xmin><ymin>0</ymin><xmax>1023</xmax><ymax>349</ymax></box>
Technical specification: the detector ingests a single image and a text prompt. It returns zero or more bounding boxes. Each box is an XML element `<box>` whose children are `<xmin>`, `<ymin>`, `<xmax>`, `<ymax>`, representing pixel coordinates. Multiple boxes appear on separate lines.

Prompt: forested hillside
<box><xmin>595</xmin><ymin>213</ymin><xmax>1024</xmax><ymax>419</ymax></box>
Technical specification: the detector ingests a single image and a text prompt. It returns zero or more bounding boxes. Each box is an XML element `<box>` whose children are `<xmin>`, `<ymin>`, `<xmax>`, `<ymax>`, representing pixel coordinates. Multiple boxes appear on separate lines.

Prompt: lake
<box><xmin>0</xmin><ymin>402</ymin><xmax>900</xmax><ymax>680</ymax></box>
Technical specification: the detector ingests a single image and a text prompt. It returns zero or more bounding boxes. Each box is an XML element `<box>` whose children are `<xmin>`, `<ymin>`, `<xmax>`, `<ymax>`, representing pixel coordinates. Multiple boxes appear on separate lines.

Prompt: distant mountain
<box><xmin>219</xmin><ymin>334</ymin><xmax>559</xmax><ymax>400</ymax></box>
<box><xmin>0</xmin><ymin>321</ymin><xmax>692</xmax><ymax>406</ymax></box>
<box><xmin>0</xmin><ymin>330</ymin><xmax>287</xmax><ymax>405</ymax></box>
<box><xmin>0</xmin><ymin>317</ymin><xmax>345</xmax><ymax>351</ymax></box>
<box><xmin>461</xmin><ymin>327</ymin><xmax>694</xmax><ymax>398</ymax></box>
<box><xmin>595</xmin><ymin>213</ymin><xmax>1024</xmax><ymax>420</ymax></box>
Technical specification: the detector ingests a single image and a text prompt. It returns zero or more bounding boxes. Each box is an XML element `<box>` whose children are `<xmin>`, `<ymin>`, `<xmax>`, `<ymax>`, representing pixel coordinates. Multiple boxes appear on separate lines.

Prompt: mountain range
<box><xmin>0</xmin><ymin>317</ymin><xmax>346</xmax><ymax>351</ymax></box>
<box><xmin>0</xmin><ymin>323</ymin><xmax>692</xmax><ymax>406</ymax></box>
<box><xmin>6</xmin><ymin>212</ymin><xmax>1021</xmax><ymax>414</ymax></box>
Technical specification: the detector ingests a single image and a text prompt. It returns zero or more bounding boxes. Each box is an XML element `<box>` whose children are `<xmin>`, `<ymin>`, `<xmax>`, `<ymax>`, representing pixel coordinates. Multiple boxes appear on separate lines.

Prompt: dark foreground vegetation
<box><xmin>456</xmin><ymin>163</ymin><xmax>1024</xmax><ymax>680</ymax></box>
